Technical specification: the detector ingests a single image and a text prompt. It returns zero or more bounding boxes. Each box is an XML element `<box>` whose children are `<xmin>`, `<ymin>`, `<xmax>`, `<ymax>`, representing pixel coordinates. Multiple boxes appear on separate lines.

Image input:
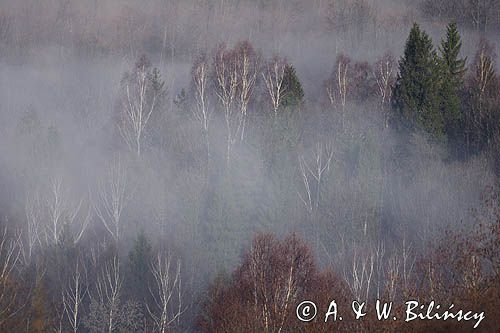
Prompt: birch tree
<box><xmin>147</xmin><ymin>253</ymin><xmax>185</xmax><ymax>333</ymax></box>
<box><xmin>86</xmin><ymin>256</ymin><xmax>122</xmax><ymax>333</ymax></box>
<box><xmin>343</xmin><ymin>248</ymin><xmax>374</xmax><ymax>302</ymax></box>
<box><xmin>262</xmin><ymin>56</ymin><xmax>287</xmax><ymax>116</ymax></box>
<box><xmin>93</xmin><ymin>155</ymin><xmax>132</xmax><ymax>243</ymax></box>
<box><xmin>118</xmin><ymin>55</ymin><xmax>164</xmax><ymax>157</ymax></box>
<box><xmin>25</xmin><ymin>190</ymin><xmax>42</xmax><ymax>261</ymax></box>
<box><xmin>467</xmin><ymin>0</ymin><xmax>498</xmax><ymax>32</ymax></box>
<box><xmin>213</xmin><ymin>44</ymin><xmax>239</xmax><ymax>166</ymax></box>
<box><xmin>0</xmin><ymin>227</ymin><xmax>22</xmax><ymax>326</ymax></box>
<box><xmin>63</xmin><ymin>258</ymin><xmax>88</xmax><ymax>333</ymax></box>
<box><xmin>473</xmin><ymin>42</ymin><xmax>495</xmax><ymax>119</ymax></box>
<box><xmin>191</xmin><ymin>54</ymin><xmax>212</xmax><ymax>162</ymax></box>
<box><xmin>373</xmin><ymin>53</ymin><xmax>395</xmax><ymax>107</ymax></box>
<box><xmin>44</xmin><ymin>176</ymin><xmax>90</xmax><ymax>246</ymax></box>
<box><xmin>45</xmin><ymin>176</ymin><xmax>69</xmax><ymax>245</ymax></box>
<box><xmin>465</xmin><ymin>38</ymin><xmax>498</xmax><ymax>152</ymax></box>
<box><xmin>85</xmin><ymin>256</ymin><xmax>143</xmax><ymax>332</ymax></box>
<box><xmin>234</xmin><ymin>41</ymin><xmax>259</xmax><ymax>142</ymax></box>
<box><xmin>198</xmin><ymin>233</ymin><xmax>325</xmax><ymax>332</ymax></box>
<box><xmin>213</xmin><ymin>42</ymin><xmax>260</xmax><ymax>163</ymax></box>
<box><xmin>297</xmin><ymin>142</ymin><xmax>335</xmax><ymax>213</ymax></box>
<box><xmin>326</xmin><ymin>55</ymin><xmax>350</xmax><ymax>128</ymax></box>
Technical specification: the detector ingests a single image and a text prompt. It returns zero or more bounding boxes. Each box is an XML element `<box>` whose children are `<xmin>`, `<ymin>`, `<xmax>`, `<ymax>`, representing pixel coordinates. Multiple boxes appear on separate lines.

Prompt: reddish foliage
<box><xmin>198</xmin><ymin>233</ymin><xmax>354</xmax><ymax>332</ymax></box>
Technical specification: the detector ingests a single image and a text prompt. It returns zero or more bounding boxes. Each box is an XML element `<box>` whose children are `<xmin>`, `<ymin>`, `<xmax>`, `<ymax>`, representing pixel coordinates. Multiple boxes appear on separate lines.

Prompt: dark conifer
<box><xmin>392</xmin><ymin>23</ymin><xmax>443</xmax><ymax>139</ymax></box>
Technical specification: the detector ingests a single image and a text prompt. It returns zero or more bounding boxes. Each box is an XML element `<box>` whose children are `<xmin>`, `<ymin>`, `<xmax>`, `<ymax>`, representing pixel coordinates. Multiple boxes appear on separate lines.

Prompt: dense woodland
<box><xmin>0</xmin><ymin>0</ymin><xmax>499</xmax><ymax>332</ymax></box>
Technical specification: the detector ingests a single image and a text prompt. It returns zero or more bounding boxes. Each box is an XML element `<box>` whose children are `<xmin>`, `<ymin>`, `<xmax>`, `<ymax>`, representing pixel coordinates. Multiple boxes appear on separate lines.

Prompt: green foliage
<box><xmin>149</xmin><ymin>66</ymin><xmax>167</xmax><ymax>116</ymax></box>
<box><xmin>439</xmin><ymin>22</ymin><xmax>466</xmax><ymax>84</ymax></box>
<box><xmin>392</xmin><ymin>23</ymin><xmax>443</xmax><ymax>139</ymax></box>
<box><xmin>281</xmin><ymin>65</ymin><xmax>304</xmax><ymax>109</ymax></box>
<box><xmin>438</xmin><ymin>22</ymin><xmax>467</xmax><ymax>144</ymax></box>
<box><xmin>150</xmin><ymin>68</ymin><xmax>164</xmax><ymax>95</ymax></box>
<box><xmin>128</xmin><ymin>230</ymin><xmax>153</xmax><ymax>301</ymax></box>
<box><xmin>147</xmin><ymin>66</ymin><xmax>169</xmax><ymax>150</ymax></box>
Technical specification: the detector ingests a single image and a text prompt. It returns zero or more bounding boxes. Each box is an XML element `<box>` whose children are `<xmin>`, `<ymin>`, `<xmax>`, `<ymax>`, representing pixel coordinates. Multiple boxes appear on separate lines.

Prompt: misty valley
<box><xmin>0</xmin><ymin>0</ymin><xmax>499</xmax><ymax>332</ymax></box>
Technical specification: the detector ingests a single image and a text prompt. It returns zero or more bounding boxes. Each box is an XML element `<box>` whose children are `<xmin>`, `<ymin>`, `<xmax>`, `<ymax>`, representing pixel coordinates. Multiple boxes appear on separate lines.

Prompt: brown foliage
<box><xmin>198</xmin><ymin>233</ymin><xmax>353</xmax><ymax>332</ymax></box>
<box><xmin>199</xmin><ymin>182</ymin><xmax>500</xmax><ymax>332</ymax></box>
<box><xmin>402</xmin><ymin>182</ymin><xmax>500</xmax><ymax>332</ymax></box>
<box><xmin>464</xmin><ymin>38</ymin><xmax>500</xmax><ymax>155</ymax></box>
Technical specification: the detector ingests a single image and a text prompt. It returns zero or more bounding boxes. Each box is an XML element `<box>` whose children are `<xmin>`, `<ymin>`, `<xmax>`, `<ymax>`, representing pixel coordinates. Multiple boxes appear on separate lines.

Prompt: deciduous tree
<box><xmin>118</xmin><ymin>55</ymin><xmax>165</xmax><ymax>157</ymax></box>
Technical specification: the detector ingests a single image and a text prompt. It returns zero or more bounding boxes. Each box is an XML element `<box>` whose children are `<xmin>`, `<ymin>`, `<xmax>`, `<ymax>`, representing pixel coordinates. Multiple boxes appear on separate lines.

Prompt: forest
<box><xmin>0</xmin><ymin>0</ymin><xmax>499</xmax><ymax>332</ymax></box>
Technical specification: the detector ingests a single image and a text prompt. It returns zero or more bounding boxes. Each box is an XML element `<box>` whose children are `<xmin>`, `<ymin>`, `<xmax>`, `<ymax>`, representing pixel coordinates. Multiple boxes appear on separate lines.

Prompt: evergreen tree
<box><xmin>392</xmin><ymin>23</ymin><xmax>443</xmax><ymax>139</ymax></box>
<box><xmin>147</xmin><ymin>67</ymin><xmax>168</xmax><ymax>149</ymax></box>
<box><xmin>438</xmin><ymin>21</ymin><xmax>467</xmax><ymax>146</ymax></box>
<box><xmin>281</xmin><ymin>65</ymin><xmax>304</xmax><ymax>109</ymax></box>
<box><xmin>128</xmin><ymin>230</ymin><xmax>153</xmax><ymax>302</ymax></box>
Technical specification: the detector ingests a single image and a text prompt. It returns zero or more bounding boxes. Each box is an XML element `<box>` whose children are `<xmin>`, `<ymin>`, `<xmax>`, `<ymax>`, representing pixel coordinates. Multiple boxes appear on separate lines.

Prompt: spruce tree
<box><xmin>147</xmin><ymin>67</ymin><xmax>168</xmax><ymax>148</ymax></box>
<box><xmin>128</xmin><ymin>230</ymin><xmax>153</xmax><ymax>301</ymax></box>
<box><xmin>392</xmin><ymin>23</ymin><xmax>443</xmax><ymax>139</ymax></box>
<box><xmin>438</xmin><ymin>21</ymin><xmax>467</xmax><ymax>145</ymax></box>
<box><xmin>281</xmin><ymin>65</ymin><xmax>304</xmax><ymax>109</ymax></box>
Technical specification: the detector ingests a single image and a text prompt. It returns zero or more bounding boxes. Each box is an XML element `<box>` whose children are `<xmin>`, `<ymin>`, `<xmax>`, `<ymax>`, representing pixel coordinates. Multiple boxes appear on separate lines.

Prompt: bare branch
<box><xmin>147</xmin><ymin>252</ymin><xmax>186</xmax><ymax>333</ymax></box>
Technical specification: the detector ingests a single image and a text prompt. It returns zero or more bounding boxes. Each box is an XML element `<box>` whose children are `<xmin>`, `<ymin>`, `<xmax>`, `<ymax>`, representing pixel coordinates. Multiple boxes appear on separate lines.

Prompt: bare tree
<box><xmin>382</xmin><ymin>236</ymin><xmax>416</xmax><ymax>301</ymax></box>
<box><xmin>89</xmin><ymin>239</ymin><xmax>110</xmax><ymax>270</ymax></box>
<box><xmin>385</xmin><ymin>253</ymin><xmax>400</xmax><ymax>301</ymax></box>
<box><xmin>262</xmin><ymin>56</ymin><xmax>286</xmax><ymax>116</ymax></box>
<box><xmin>234</xmin><ymin>41</ymin><xmax>259</xmax><ymax>142</ymax></box>
<box><xmin>192</xmin><ymin>54</ymin><xmax>212</xmax><ymax>162</ymax></box>
<box><xmin>399</xmin><ymin>237</ymin><xmax>415</xmax><ymax>298</ymax></box>
<box><xmin>343</xmin><ymin>247</ymin><xmax>374</xmax><ymax>302</ymax></box>
<box><xmin>297</xmin><ymin>142</ymin><xmax>335</xmax><ymax>213</ymax></box>
<box><xmin>465</xmin><ymin>39</ymin><xmax>497</xmax><ymax>151</ymax></box>
<box><xmin>89</xmin><ymin>256</ymin><xmax>122</xmax><ymax>333</ymax></box>
<box><xmin>118</xmin><ymin>55</ymin><xmax>164</xmax><ymax>157</ymax></box>
<box><xmin>199</xmin><ymin>233</ymin><xmax>355</xmax><ymax>332</ymax></box>
<box><xmin>0</xmin><ymin>226</ymin><xmax>22</xmax><ymax>326</ymax></box>
<box><xmin>373</xmin><ymin>53</ymin><xmax>395</xmax><ymax>109</ymax></box>
<box><xmin>213</xmin><ymin>44</ymin><xmax>239</xmax><ymax>166</ymax></box>
<box><xmin>85</xmin><ymin>254</ymin><xmax>144</xmax><ymax>332</ymax></box>
<box><xmin>246</xmin><ymin>234</ymin><xmax>315</xmax><ymax>332</ymax></box>
<box><xmin>24</xmin><ymin>190</ymin><xmax>42</xmax><ymax>261</ymax></box>
<box><xmin>44</xmin><ymin>176</ymin><xmax>89</xmax><ymax>246</ymax></box>
<box><xmin>212</xmin><ymin>42</ymin><xmax>260</xmax><ymax>162</ymax></box>
<box><xmin>45</xmin><ymin>176</ymin><xmax>68</xmax><ymax>245</ymax></box>
<box><xmin>467</xmin><ymin>0</ymin><xmax>498</xmax><ymax>32</ymax></box>
<box><xmin>374</xmin><ymin>242</ymin><xmax>386</xmax><ymax>300</ymax></box>
<box><xmin>474</xmin><ymin>43</ymin><xmax>495</xmax><ymax>113</ymax></box>
<box><xmin>337</xmin><ymin>56</ymin><xmax>349</xmax><ymax>114</ymax></box>
<box><xmin>147</xmin><ymin>253</ymin><xmax>185</xmax><ymax>333</ymax></box>
<box><xmin>73</xmin><ymin>203</ymin><xmax>92</xmax><ymax>245</ymax></box>
<box><xmin>93</xmin><ymin>155</ymin><xmax>132</xmax><ymax>243</ymax></box>
<box><xmin>63</xmin><ymin>258</ymin><xmax>88</xmax><ymax>333</ymax></box>
<box><xmin>326</xmin><ymin>55</ymin><xmax>350</xmax><ymax>128</ymax></box>
<box><xmin>420</xmin><ymin>0</ymin><xmax>499</xmax><ymax>32</ymax></box>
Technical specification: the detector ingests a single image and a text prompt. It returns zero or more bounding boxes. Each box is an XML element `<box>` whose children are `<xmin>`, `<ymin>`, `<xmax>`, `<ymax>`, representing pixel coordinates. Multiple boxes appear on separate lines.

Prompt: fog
<box><xmin>0</xmin><ymin>0</ymin><xmax>498</xmax><ymax>331</ymax></box>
